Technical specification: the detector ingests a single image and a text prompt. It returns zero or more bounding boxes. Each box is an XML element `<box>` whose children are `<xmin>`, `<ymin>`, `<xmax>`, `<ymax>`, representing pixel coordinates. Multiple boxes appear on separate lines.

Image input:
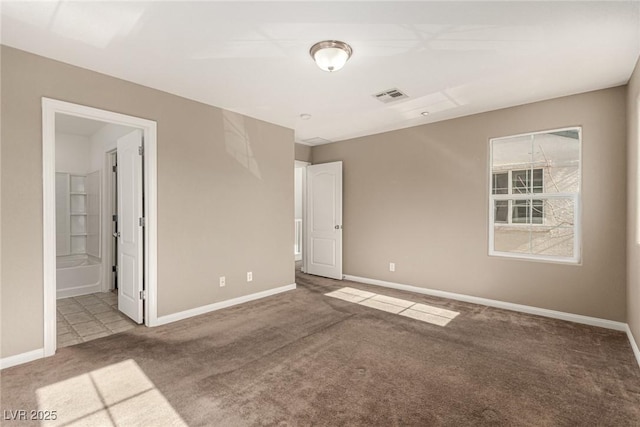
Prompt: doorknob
<box><xmin>335</xmin><ymin>225</ymin><xmax>342</xmax><ymax>230</ymax></box>
<box><xmin>113</xmin><ymin>232</ymin><xmax>120</xmax><ymax>238</ymax></box>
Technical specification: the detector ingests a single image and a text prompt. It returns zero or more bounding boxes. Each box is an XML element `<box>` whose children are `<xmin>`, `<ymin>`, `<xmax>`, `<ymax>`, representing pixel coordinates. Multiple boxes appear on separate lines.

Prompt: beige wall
<box><xmin>627</xmin><ymin>58</ymin><xmax>640</xmax><ymax>350</ymax></box>
<box><xmin>295</xmin><ymin>143</ymin><xmax>312</xmax><ymax>163</ymax></box>
<box><xmin>0</xmin><ymin>46</ymin><xmax>295</xmax><ymax>358</ymax></box>
<box><xmin>313</xmin><ymin>87</ymin><xmax>627</xmax><ymax>321</ymax></box>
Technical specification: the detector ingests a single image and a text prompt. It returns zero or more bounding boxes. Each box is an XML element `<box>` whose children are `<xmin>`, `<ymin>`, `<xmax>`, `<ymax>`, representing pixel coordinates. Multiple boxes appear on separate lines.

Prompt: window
<box><xmin>492</xmin><ymin>172</ymin><xmax>508</xmax><ymax>194</ymax></box>
<box><xmin>492</xmin><ymin>169</ymin><xmax>544</xmax><ymax>224</ymax></box>
<box><xmin>489</xmin><ymin>128</ymin><xmax>581</xmax><ymax>263</ymax></box>
<box><xmin>512</xmin><ymin>169</ymin><xmax>543</xmax><ymax>194</ymax></box>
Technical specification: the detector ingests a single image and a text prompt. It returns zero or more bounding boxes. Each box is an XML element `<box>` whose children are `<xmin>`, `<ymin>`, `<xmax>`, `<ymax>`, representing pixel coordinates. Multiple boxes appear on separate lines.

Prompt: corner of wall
<box><xmin>627</xmin><ymin>54</ymin><xmax>640</xmax><ymax>357</ymax></box>
<box><xmin>294</xmin><ymin>143</ymin><xmax>313</xmax><ymax>163</ymax></box>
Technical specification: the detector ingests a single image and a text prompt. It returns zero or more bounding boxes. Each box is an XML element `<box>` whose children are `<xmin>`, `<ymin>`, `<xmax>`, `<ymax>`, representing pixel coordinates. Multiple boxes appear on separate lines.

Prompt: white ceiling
<box><xmin>2</xmin><ymin>1</ymin><xmax>639</xmax><ymax>145</ymax></box>
<box><xmin>55</xmin><ymin>113</ymin><xmax>107</xmax><ymax>136</ymax></box>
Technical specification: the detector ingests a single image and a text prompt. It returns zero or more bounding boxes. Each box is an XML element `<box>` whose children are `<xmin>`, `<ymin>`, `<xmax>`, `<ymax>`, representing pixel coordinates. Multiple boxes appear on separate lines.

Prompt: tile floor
<box><xmin>57</xmin><ymin>292</ymin><xmax>138</xmax><ymax>348</ymax></box>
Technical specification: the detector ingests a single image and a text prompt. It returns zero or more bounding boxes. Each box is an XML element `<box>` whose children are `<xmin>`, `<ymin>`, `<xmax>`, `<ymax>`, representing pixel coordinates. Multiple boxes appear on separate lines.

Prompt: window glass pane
<box><xmin>512</xmin><ymin>200</ymin><xmax>530</xmax><ymax>223</ymax></box>
<box><xmin>532</xmin><ymin>199</ymin><xmax>543</xmax><ymax>224</ymax></box>
<box><xmin>532</xmin><ymin>227</ymin><xmax>575</xmax><ymax>258</ymax></box>
<box><xmin>541</xmin><ymin>198</ymin><xmax>574</xmax><ymax>228</ymax></box>
<box><xmin>493</xmin><ymin>224</ymin><xmax>531</xmax><ymax>254</ymax></box>
<box><xmin>494</xmin><ymin>200</ymin><xmax>508</xmax><ymax>223</ymax></box>
<box><xmin>532</xmin><ymin>131</ymin><xmax>580</xmax><ymax>194</ymax></box>
<box><xmin>492</xmin><ymin>197</ymin><xmax>575</xmax><ymax>257</ymax></box>
<box><xmin>491</xmin><ymin>135</ymin><xmax>533</xmax><ymax>170</ymax></box>
<box><xmin>531</xmin><ymin>198</ymin><xmax>575</xmax><ymax>257</ymax></box>
<box><xmin>492</xmin><ymin>173</ymin><xmax>508</xmax><ymax>195</ymax></box>
<box><xmin>512</xmin><ymin>169</ymin><xmax>542</xmax><ymax>194</ymax></box>
<box><xmin>532</xmin><ymin>169</ymin><xmax>543</xmax><ymax>194</ymax></box>
<box><xmin>512</xmin><ymin>170</ymin><xmax>530</xmax><ymax>194</ymax></box>
<box><xmin>509</xmin><ymin>199</ymin><xmax>544</xmax><ymax>224</ymax></box>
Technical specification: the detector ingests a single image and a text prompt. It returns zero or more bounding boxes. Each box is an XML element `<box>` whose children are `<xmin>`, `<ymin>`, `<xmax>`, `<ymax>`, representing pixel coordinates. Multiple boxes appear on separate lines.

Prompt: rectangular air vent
<box><xmin>301</xmin><ymin>137</ymin><xmax>333</xmax><ymax>146</ymax></box>
<box><xmin>372</xmin><ymin>88</ymin><xmax>409</xmax><ymax>103</ymax></box>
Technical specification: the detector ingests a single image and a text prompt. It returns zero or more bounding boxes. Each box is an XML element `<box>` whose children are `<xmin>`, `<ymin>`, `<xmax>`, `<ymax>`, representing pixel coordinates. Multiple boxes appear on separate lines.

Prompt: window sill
<box><xmin>489</xmin><ymin>250</ymin><xmax>581</xmax><ymax>265</ymax></box>
<box><xmin>494</xmin><ymin>224</ymin><xmax>571</xmax><ymax>231</ymax></box>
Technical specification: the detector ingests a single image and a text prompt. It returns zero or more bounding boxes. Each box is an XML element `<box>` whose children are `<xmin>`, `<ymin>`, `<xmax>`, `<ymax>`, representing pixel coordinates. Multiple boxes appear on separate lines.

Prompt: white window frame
<box><xmin>488</xmin><ymin>127</ymin><xmax>582</xmax><ymax>264</ymax></box>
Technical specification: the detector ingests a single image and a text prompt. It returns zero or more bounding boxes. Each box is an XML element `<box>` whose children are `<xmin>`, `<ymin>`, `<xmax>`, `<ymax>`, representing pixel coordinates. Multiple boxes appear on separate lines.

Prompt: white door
<box><xmin>306</xmin><ymin>161</ymin><xmax>343</xmax><ymax>279</ymax></box>
<box><xmin>117</xmin><ymin>130</ymin><xmax>144</xmax><ymax>323</ymax></box>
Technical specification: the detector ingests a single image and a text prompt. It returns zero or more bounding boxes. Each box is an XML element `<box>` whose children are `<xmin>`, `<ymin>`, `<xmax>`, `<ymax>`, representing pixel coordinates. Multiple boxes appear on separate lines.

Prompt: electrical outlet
<box><xmin>389</xmin><ymin>262</ymin><xmax>395</xmax><ymax>272</ymax></box>
<box><xmin>219</xmin><ymin>276</ymin><xmax>226</xmax><ymax>287</ymax></box>
<box><xmin>247</xmin><ymin>272</ymin><xmax>253</xmax><ymax>282</ymax></box>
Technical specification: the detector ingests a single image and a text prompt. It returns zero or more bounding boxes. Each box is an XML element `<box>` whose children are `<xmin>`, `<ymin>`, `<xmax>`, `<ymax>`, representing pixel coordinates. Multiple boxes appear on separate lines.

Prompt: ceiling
<box><xmin>2</xmin><ymin>1</ymin><xmax>639</xmax><ymax>145</ymax></box>
<box><xmin>55</xmin><ymin>113</ymin><xmax>107</xmax><ymax>136</ymax></box>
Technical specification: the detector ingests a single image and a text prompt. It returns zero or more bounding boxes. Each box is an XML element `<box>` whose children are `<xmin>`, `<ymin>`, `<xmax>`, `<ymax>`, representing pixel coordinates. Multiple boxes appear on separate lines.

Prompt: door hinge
<box><xmin>138</xmin><ymin>145</ymin><xmax>144</xmax><ymax>156</ymax></box>
<box><xmin>112</xmin><ymin>265</ymin><xmax>117</xmax><ymax>272</ymax></box>
<box><xmin>139</xmin><ymin>290</ymin><xmax>146</xmax><ymax>300</ymax></box>
<box><xmin>139</xmin><ymin>217</ymin><xmax>145</xmax><ymax>227</ymax></box>
<box><xmin>112</xmin><ymin>214</ymin><xmax>118</xmax><ymax>222</ymax></box>
<box><xmin>112</xmin><ymin>165</ymin><xmax>117</xmax><ymax>172</ymax></box>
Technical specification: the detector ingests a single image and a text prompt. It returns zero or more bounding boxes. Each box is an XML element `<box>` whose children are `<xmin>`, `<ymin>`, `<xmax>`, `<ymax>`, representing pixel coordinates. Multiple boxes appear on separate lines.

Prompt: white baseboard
<box><xmin>4</xmin><ymin>280</ymin><xmax>635</xmax><ymax>371</ymax></box>
<box><xmin>626</xmin><ymin>326</ymin><xmax>640</xmax><ymax>369</ymax></box>
<box><xmin>344</xmin><ymin>275</ymin><xmax>627</xmax><ymax>332</ymax></box>
<box><xmin>0</xmin><ymin>348</ymin><xmax>44</xmax><ymax>370</ymax></box>
<box><xmin>57</xmin><ymin>283</ymin><xmax>102</xmax><ymax>299</ymax></box>
<box><xmin>155</xmin><ymin>283</ymin><xmax>297</xmax><ymax>326</ymax></box>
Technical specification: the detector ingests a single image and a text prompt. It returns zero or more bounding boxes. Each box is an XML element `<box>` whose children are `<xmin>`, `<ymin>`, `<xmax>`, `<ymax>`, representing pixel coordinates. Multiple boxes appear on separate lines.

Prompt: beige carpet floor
<box><xmin>1</xmin><ymin>270</ymin><xmax>639</xmax><ymax>426</ymax></box>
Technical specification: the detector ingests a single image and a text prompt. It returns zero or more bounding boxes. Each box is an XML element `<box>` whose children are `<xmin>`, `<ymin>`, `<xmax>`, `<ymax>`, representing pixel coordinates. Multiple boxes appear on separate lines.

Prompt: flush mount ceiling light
<box><xmin>309</xmin><ymin>40</ymin><xmax>353</xmax><ymax>72</ymax></box>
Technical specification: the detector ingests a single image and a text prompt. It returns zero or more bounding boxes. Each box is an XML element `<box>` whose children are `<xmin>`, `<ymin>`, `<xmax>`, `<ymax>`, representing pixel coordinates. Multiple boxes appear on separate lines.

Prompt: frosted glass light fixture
<box><xmin>310</xmin><ymin>40</ymin><xmax>353</xmax><ymax>72</ymax></box>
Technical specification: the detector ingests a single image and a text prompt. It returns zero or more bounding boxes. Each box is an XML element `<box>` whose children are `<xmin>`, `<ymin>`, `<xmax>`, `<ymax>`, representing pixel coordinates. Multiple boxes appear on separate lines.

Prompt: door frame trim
<box><xmin>103</xmin><ymin>149</ymin><xmax>118</xmax><ymax>293</ymax></box>
<box><xmin>294</xmin><ymin>160</ymin><xmax>310</xmax><ymax>272</ymax></box>
<box><xmin>42</xmin><ymin>98</ymin><xmax>158</xmax><ymax>357</ymax></box>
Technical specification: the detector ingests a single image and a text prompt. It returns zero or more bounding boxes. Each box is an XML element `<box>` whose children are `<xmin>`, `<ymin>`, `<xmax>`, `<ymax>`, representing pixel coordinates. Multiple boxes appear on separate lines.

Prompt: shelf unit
<box><xmin>56</xmin><ymin>172</ymin><xmax>101</xmax><ymax>258</ymax></box>
<box><xmin>69</xmin><ymin>175</ymin><xmax>88</xmax><ymax>254</ymax></box>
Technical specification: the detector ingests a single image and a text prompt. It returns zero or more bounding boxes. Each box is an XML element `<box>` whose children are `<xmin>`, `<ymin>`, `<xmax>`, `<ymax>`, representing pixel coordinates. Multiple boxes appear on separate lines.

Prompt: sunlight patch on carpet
<box><xmin>36</xmin><ymin>359</ymin><xmax>186</xmax><ymax>426</ymax></box>
<box><xmin>325</xmin><ymin>287</ymin><xmax>459</xmax><ymax>326</ymax></box>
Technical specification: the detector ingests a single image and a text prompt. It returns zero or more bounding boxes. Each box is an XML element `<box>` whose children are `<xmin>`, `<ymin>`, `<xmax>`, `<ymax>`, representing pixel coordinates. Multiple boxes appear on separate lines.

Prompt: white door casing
<box><xmin>42</xmin><ymin>98</ymin><xmax>157</xmax><ymax>359</ymax></box>
<box><xmin>294</xmin><ymin>160</ymin><xmax>310</xmax><ymax>269</ymax></box>
<box><xmin>306</xmin><ymin>161</ymin><xmax>343</xmax><ymax>280</ymax></box>
<box><xmin>117</xmin><ymin>130</ymin><xmax>144</xmax><ymax>323</ymax></box>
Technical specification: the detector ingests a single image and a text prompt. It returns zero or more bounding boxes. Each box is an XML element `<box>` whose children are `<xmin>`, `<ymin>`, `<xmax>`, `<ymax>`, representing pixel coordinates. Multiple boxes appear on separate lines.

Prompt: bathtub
<box><xmin>56</xmin><ymin>255</ymin><xmax>102</xmax><ymax>299</ymax></box>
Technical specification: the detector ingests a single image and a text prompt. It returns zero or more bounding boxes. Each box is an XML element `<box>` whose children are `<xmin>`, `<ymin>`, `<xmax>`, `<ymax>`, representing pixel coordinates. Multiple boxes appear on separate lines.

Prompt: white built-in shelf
<box><xmin>70</xmin><ymin>175</ymin><xmax>87</xmax><ymax>254</ymax></box>
<box><xmin>70</xmin><ymin>175</ymin><xmax>86</xmax><ymax>193</ymax></box>
<box><xmin>57</xmin><ymin>172</ymin><xmax>100</xmax><ymax>258</ymax></box>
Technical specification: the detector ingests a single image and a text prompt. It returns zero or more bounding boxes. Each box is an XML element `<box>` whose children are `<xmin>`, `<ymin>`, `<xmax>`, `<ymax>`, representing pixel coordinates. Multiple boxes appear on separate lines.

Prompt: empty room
<box><xmin>1</xmin><ymin>1</ymin><xmax>640</xmax><ymax>426</ymax></box>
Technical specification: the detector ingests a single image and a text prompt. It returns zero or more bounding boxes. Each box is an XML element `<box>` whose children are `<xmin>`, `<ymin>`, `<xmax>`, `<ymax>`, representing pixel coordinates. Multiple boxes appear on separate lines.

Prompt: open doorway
<box><xmin>54</xmin><ymin>115</ymin><xmax>136</xmax><ymax>347</ymax></box>
<box><xmin>294</xmin><ymin>161</ymin><xmax>309</xmax><ymax>273</ymax></box>
<box><xmin>43</xmin><ymin>99</ymin><xmax>158</xmax><ymax>357</ymax></box>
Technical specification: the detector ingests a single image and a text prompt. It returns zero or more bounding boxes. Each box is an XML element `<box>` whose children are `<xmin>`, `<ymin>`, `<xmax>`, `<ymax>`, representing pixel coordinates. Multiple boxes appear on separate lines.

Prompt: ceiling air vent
<box><xmin>372</xmin><ymin>88</ymin><xmax>409</xmax><ymax>103</ymax></box>
<box><xmin>301</xmin><ymin>137</ymin><xmax>333</xmax><ymax>146</ymax></box>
